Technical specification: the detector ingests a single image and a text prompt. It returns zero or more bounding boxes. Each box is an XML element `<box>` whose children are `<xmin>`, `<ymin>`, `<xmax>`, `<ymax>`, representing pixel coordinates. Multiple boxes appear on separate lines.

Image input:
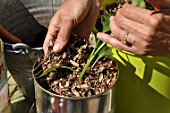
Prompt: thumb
<box><xmin>53</xmin><ymin>19</ymin><xmax>74</xmax><ymax>53</ymax></box>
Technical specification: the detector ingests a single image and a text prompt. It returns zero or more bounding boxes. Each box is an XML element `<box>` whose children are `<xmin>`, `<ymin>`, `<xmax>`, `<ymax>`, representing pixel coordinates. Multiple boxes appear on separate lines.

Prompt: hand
<box><xmin>97</xmin><ymin>4</ymin><xmax>170</xmax><ymax>56</ymax></box>
<box><xmin>43</xmin><ymin>0</ymin><xmax>103</xmax><ymax>55</ymax></box>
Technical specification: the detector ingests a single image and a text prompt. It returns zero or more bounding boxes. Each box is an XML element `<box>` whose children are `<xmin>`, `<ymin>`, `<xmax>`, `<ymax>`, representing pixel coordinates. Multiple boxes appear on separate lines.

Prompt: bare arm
<box><xmin>0</xmin><ymin>24</ymin><xmax>21</xmax><ymax>43</ymax></box>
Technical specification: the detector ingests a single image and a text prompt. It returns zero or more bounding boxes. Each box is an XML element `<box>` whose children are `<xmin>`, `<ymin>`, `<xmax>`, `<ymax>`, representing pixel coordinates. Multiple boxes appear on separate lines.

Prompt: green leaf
<box><xmin>92</xmin><ymin>44</ymin><xmax>113</xmax><ymax>68</ymax></box>
<box><xmin>79</xmin><ymin>42</ymin><xmax>106</xmax><ymax>80</ymax></box>
<box><xmin>92</xmin><ymin>26</ymin><xmax>99</xmax><ymax>35</ymax></box>
<box><xmin>132</xmin><ymin>0</ymin><xmax>146</xmax><ymax>8</ymax></box>
<box><xmin>79</xmin><ymin>2</ymin><xmax>116</xmax><ymax>80</ymax></box>
<box><xmin>92</xmin><ymin>32</ymin><xmax>97</xmax><ymax>48</ymax></box>
<box><xmin>101</xmin><ymin>0</ymin><xmax>118</xmax><ymax>10</ymax></box>
<box><xmin>101</xmin><ymin>13</ymin><xmax>114</xmax><ymax>33</ymax></box>
<box><xmin>37</xmin><ymin>66</ymin><xmax>73</xmax><ymax>78</ymax></box>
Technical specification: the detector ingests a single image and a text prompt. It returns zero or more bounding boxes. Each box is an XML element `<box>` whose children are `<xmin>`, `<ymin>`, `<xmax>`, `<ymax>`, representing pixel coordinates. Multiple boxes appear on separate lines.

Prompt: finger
<box><xmin>110</xmin><ymin>16</ymin><xmax>144</xmax><ymax>47</ymax></box>
<box><xmin>121</xmin><ymin>4</ymin><xmax>155</xmax><ymax>25</ymax></box>
<box><xmin>73</xmin><ymin>1</ymin><xmax>100</xmax><ymax>40</ymax></box>
<box><xmin>125</xmin><ymin>33</ymin><xmax>147</xmax><ymax>50</ymax></box>
<box><xmin>43</xmin><ymin>14</ymin><xmax>60</xmax><ymax>55</ymax></box>
<box><xmin>97</xmin><ymin>32</ymin><xmax>145</xmax><ymax>55</ymax></box>
<box><xmin>53</xmin><ymin>17</ymin><xmax>74</xmax><ymax>53</ymax></box>
<box><xmin>97</xmin><ymin>32</ymin><xmax>130</xmax><ymax>50</ymax></box>
<box><xmin>115</xmin><ymin>9</ymin><xmax>155</xmax><ymax>40</ymax></box>
<box><xmin>110</xmin><ymin>12</ymin><xmax>150</xmax><ymax>54</ymax></box>
<box><xmin>109</xmin><ymin>16</ymin><xmax>127</xmax><ymax>41</ymax></box>
<box><xmin>110</xmin><ymin>19</ymin><xmax>147</xmax><ymax>50</ymax></box>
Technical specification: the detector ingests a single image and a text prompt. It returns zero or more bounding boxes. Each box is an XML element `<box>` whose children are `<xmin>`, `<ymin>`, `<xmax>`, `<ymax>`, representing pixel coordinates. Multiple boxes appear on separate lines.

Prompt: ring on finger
<box><xmin>122</xmin><ymin>32</ymin><xmax>129</xmax><ymax>45</ymax></box>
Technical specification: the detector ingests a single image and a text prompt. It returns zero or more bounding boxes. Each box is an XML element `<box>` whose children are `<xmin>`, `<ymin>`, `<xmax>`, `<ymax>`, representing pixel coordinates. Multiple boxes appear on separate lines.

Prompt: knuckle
<box><xmin>62</xmin><ymin>14</ymin><xmax>76</xmax><ymax>26</ymax></box>
<box><xmin>133</xmin><ymin>42</ymin><xmax>152</xmax><ymax>55</ymax></box>
<box><xmin>113</xmin><ymin>31</ymin><xmax>121</xmax><ymax>40</ymax></box>
<box><xmin>138</xmin><ymin>51</ymin><xmax>147</xmax><ymax>56</ymax></box>
<box><xmin>115</xmin><ymin>12</ymin><xmax>125</xmax><ymax>27</ymax></box>
<box><xmin>143</xmin><ymin>32</ymin><xmax>154</xmax><ymax>42</ymax></box>
<box><xmin>135</xmin><ymin>48</ymin><xmax>148</xmax><ymax>56</ymax></box>
<box><xmin>148</xmin><ymin>13</ymin><xmax>163</xmax><ymax>28</ymax></box>
<box><xmin>122</xmin><ymin>4</ymin><xmax>131</xmax><ymax>14</ymax></box>
<box><xmin>57</xmin><ymin>33</ymin><xmax>68</xmax><ymax>42</ymax></box>
<box><xmin>63</xmin><ymin>16</ymin><xmax>73</xmax><ymax>23</ymax></box>
<box><xmin>142</xmin><ymin>28</ymin><xmax>156</xmax><ymax>42</ymax></box>
<box><xmin>142</xmin><ymin>41</ymin><xmax>150</xmax><ymax>48</ymax></box>
<box><xmin>113</xmin><ymin>33</ymin><xmax>119</xmax><ymax>39</ymax></box>
<box><xmin>140</xmin><ymin>44</ymin><xmax>151</xmax><ymax>55</ymax></box>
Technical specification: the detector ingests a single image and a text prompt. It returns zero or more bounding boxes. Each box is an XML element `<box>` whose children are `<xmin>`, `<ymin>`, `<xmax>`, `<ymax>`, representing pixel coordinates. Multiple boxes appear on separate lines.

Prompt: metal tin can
<box><xmin>33</xmin><ymin>61</ymin><xmax>117</xmax><ymax>113</ymax></box>
<box><xmin>0</xmin><ymin>38</ymin><xmax>11</xmax><ymax>113</ymax></box>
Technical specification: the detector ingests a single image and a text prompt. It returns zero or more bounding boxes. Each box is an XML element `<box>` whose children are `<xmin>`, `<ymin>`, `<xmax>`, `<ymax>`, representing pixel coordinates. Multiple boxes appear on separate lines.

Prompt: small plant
<box><xmin>79</xmin><ymin>0</ymin><xmax>146</xmax><ymax>79</ymax></box>
<box><xmin>36</xmin><ymin>1</ymin><xmax>118</xmax><ymax>80</ymax></box>
<box><xmin>79</xmin><ymin>13</ymin><xmax>115</xmax><ymax>80</ymax></box>
<box><xmin>36</xmin><ymin>0</ymin><xmax>146</xmax><ymax>79</ymax></box>
<box><xmin>34</xmin><ymin>0</ymin><xmax>147</xmax><ymax>98</ymax></box>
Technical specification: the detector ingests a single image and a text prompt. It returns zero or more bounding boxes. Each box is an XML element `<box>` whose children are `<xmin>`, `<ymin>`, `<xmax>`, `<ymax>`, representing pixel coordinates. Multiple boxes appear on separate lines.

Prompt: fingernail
<box><xmin>110</xmin><ymin>16</ymin><xmax>113</xmax><ymax>21</ymax></box>
<box><xmin>53</xmin><ymin>43</ymin><xmax>61</xmax><ymax>52</ymax></box>
<box><xmin>97</xmin><ymin>33</ymin><xmax>102</xmax><ymax>39</ymax></box>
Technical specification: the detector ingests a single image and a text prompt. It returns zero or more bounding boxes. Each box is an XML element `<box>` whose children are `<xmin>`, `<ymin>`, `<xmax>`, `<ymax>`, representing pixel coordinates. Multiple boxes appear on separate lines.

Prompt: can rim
<box><xmin>33</xmin><ymin>60</ymin><xmax>119</xmax><ymax>100</ymax></box>
<box><xmin>0</xmin><ymin>38</ymin><xmax>4</xmax><ymax>57</ymax></box>
<box><xmin>34</xmin><ymin>77</ymin><xmax>116</xmax><ymax>100</ymax></box>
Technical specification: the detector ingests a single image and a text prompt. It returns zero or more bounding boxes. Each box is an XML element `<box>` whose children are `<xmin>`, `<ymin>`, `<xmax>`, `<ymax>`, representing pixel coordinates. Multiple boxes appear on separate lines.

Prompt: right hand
<box><xmin>43</xmin><ymin>0</ymin><xmax>103</xmax><ymax>55</ymax></box>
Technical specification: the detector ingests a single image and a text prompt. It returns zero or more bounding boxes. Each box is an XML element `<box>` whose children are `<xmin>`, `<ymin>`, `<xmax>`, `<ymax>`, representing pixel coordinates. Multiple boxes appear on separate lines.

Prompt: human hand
<box><xmin>97</xmin><ymin>4</ymin><xmax>170</xmax><ymax>56</ymax></box>
<box><xmin>43</xmin><ymin>0</ymin><xmax>103</xmax><ymax>55</ymax></box>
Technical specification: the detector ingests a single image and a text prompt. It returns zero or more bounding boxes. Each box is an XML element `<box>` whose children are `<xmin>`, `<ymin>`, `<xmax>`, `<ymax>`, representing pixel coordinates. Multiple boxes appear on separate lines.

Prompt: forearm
<box><xmin>0</xmin><ymin>24</ymin><xmax>21</xmax><ymax>43</ymax></box>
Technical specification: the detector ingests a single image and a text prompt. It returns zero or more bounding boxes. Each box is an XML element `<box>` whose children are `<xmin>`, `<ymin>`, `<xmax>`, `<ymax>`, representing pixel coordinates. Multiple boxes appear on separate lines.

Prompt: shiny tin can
<box><xmin>33</xmin><ymin>61</ymin><xmax>117</xmax><ymax>113</ymax></box>
<box><xmin>0</xmin><ymin>38</ymin><xmax>11</xmax><ymax>113</ymax></box>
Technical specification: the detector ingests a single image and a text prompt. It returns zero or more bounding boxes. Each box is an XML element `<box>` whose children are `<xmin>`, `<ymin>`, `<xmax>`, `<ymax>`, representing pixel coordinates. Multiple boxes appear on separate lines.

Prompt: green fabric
<box><xmin>112</xmin><ymin>48</ymin><xmax>170</xmax><ymax>113</ymax></box>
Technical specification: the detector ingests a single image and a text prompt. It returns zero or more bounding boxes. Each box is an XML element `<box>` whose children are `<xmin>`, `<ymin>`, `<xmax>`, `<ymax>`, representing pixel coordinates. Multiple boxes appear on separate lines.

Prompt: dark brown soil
<box><xmin>34</xmin><ymin>35</ymin><xmax>118</xmax><ymax>98</ymax></box>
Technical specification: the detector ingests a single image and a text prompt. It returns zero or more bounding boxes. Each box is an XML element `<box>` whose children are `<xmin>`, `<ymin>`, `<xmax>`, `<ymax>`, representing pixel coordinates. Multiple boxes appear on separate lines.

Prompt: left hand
<box><xmin>97</xmin><ymin>4</ymin><xmax>170</xmax><ymax>56</ymax></box>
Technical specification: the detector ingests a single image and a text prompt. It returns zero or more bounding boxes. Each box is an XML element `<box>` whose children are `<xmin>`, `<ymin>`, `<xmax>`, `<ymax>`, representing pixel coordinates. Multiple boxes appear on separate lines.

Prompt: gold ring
<box><xmin>122</xmin><ymin>33</ymin><xmax>129</xmax><ymax>45</ymax></box>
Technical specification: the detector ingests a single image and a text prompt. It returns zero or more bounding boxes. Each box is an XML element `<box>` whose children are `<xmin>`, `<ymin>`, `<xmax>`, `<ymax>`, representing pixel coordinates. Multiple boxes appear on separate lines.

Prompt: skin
<box><xmin>44</xmin><ymin>0</ymin><xmax>170</xmax><ymax>56</ymax></box>
<box><xmin>97</xmin><ymin>0</ymin><xmax>170</xmax><ymax>56</ymax></box>
<box><xmin>43</xmin><ymin>0</ymin><xmax>103</xmax><ymax>55</ymax></box>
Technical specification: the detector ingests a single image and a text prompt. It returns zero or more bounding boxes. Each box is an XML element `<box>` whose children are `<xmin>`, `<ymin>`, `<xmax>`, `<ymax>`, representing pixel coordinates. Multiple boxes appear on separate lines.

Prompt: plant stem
<box><xmin>79</xmin><ymin>42</ymin><xmax>106</xmax><ymax>80</ymax></box>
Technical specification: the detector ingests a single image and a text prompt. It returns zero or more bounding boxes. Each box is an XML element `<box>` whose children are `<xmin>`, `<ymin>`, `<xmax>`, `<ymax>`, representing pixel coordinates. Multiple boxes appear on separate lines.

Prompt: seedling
<box><xmin>79</xmin><ymin>0</ymin><xmax>146</xmax><ymax>79</ymax></box>
<box><xmin>36</xmin><ymin>0</ymin><xmax>146</xmax><ymax>80</ymax></box>
<box><xmin>79</xmin><ymin>13</ymin><xmax>114</xmax><ymax>80</ymax></box>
